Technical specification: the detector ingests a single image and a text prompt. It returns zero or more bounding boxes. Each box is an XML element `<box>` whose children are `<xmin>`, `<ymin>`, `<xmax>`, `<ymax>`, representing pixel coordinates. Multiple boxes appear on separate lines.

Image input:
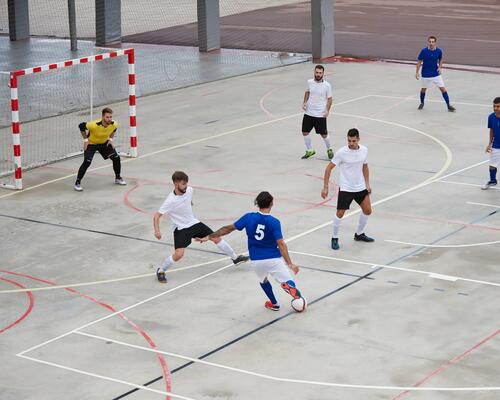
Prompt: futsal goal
<box><xmin>0</xmin><ymin>48</ymin><xmax>137</xmax><ymax>190</ymax></box>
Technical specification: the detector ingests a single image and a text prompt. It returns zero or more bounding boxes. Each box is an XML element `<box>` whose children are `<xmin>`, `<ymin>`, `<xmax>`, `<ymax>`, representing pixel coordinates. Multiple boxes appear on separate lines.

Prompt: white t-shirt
<box><xmin>305</xmin><ymin>79</ymin><xmax>333</xmax><ymax>118</ymax></box>
<box><xmin>158</xmin><ymin>186</ymin><xmax>200</xmax><ymax>230</ymax></box>
<box><xmin>331</xmin><ymin>145</ymin><xmax>368</xmax><ymax>192</ymax></box>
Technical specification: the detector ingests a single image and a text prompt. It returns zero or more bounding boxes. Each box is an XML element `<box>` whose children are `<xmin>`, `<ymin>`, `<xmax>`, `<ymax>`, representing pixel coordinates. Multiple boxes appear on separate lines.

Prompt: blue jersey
<box><xmin>488</xmin><ymin>113</ymin><xmax>500</xmax><ymax>149</ymax></box>
<box><xmin>418</xmin><ymin>47</ymin><xmax>442</xmax><ymax>78</ymax></box>
<box><xmin>234</xmin><ymin>212</ymin><xmax>283</xmax><ymax>260</ymax></box>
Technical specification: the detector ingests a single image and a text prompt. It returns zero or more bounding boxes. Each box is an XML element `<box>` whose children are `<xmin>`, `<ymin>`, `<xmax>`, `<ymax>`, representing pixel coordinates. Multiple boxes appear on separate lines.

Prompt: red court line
<box><xmin>0</xmin><ymin>278</ymin><xmax>35</xmax><ymax>334</ymax></box>
<box><xmin>392</xmin><ymin>329</ymin><xmax>500</xmax><ymax>400</ymax></box>
<box><xmin>0</xmin><ymin>269</ymin><xmax>172</xmax><ymax>400</ymax></box>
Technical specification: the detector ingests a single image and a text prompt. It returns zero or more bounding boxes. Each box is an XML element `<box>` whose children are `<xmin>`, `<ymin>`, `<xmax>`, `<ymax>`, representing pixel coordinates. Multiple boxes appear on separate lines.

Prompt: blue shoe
<box><xmin>354</xmin><ymin>233</ymin><xmax>375</xmax><ymax>242</ymax></box>
<box><xmin>331</xmin><ymin>238</ymin><xmax>339</xmax><ymax>250</ymax></box>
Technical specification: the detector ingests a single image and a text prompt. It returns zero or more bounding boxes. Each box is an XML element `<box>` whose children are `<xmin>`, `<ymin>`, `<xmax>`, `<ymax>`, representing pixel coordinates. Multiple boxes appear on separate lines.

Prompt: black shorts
<box><xmin>337</xmin><ymin>189</ymin><xmax>369</xmax><ymax>210</ymax></box>
<box><xmin>173</xmin><ymin>222</ymin><xmax>213</xmax><ymax>249</ymax></box>
<box><xmin>84</xmin><ymin>143</ymin><xmax>118</xmax><ymax>161</ymax></box>
<box><xmin>302</xmin><ymin>114</ymin><xmax>327</xmax><ymax>135</ymax></box>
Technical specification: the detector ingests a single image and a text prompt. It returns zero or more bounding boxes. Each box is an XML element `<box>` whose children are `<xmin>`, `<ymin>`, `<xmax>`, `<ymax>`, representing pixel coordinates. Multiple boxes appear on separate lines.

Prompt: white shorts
<box><xmin>421</xmin><ymin>76</ymin><xmax>445</xmax><ymax>89</ymax></box>
<box><xmin>489</xmin><ymin>148</ymin><xmax>500</xmax><ymax>168</ymax></box>
<box><xmin>251</xmin><ymin>258</ymin><xmax>292</xmax><ymax>284</ymax></box>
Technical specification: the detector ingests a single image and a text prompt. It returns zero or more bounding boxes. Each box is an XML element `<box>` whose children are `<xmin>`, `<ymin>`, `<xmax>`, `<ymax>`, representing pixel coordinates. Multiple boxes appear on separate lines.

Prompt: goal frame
<box><xmin>4</xmin><ymin>48</ymin><xmax>137</xmax><ymax>190</ymax></box>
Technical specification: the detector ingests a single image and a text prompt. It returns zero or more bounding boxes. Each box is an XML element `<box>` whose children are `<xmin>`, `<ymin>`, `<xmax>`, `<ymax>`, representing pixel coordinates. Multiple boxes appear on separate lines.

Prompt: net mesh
<box><xmin>0</xmin><ymin>54</ymin><xmax>131</xmax><ymax>188</ymax></box>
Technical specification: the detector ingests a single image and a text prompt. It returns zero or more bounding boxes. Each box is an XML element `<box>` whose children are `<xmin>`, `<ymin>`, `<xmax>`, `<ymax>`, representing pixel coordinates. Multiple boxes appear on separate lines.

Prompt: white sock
<box><xmin>356</xmin><ymin>213</ymin><xmax>369</xmax><ymax>235</ymax></box>
<box><xmin>322</xmin><ymin>135</ymin><xmax>331</xmax><ymax>149</ymax></box>
<box><xmin>217</xmin><ymin>239</ymin><xmax>237</xmax><ymax>260</ymax></box>
<box><xmin>303</xmin><ymin>135</ymin><xmax>312</xmax><ymax>150</ymax></box>
<box><xmin>333</xmin><ymin>215</ymin><xmax>342</xmax><ymax>238</ymax></box>
<box><xmin>160</xmin><ymin>255</ymin><xmax>174</xmax><ymax>272</ymax></box>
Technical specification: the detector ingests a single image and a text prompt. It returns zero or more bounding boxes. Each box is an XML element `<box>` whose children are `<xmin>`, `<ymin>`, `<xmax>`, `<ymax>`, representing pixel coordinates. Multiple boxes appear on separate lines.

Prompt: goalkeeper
<box><xmin>74</xmin><ymin>107</ymin><xmax>126</xmax><ymax>191</ymax></box>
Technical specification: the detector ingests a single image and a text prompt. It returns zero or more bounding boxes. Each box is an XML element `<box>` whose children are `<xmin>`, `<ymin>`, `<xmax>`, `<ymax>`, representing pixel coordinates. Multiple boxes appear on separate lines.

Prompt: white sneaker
<box><xmin>74</xmin><ymin>183</ymin><xmax>83</xmax><ymax>191</ymax></box>
<box><xmin>481</xmin><ymin>181</ymin><xmax>497</xmax><ymax>190</ymax></box>
<box><xmin>115</xmin><ymin>178</ymin><xmax>127</xmax><ymax>186</ymax></box>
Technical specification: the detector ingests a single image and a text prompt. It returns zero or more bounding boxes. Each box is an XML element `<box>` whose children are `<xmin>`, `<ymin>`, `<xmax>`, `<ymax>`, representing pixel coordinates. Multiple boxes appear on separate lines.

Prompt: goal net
<box><xmin>0</xmin><ymin>48</ymin><xmax>137</xmax><ymax>190</ymax></box>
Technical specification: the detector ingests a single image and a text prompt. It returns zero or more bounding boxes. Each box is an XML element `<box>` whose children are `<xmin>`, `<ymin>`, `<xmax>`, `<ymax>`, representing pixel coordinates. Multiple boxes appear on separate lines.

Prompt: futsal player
<box><xmin>301</xmin><ymin>65</ymin><xmax>334</xmax><ymax>160</ymax></box>
<box><xmin>321</xmin><ymin>128</ymin><xmax>374</xmax><ymax>250</ymax></box>
<box><xmin>197</xmin><ymin>191</ymin><xmax>304</xmax><ymax>311</ymax></box>
<box><xmin>482</xmin><ymin>97</ymin><xmax>500</xmax><ymax>189</ymax></box>
<box><xmin>415</xmin><ymin>36</ymin><xmax>456</xmax><ymax>112</ymax></box>
<box><xmin>153</xmin><ymin>171</ymin><xmax>249</xmax><ymax>283</ymax></box>
<box><xmin>74</xmin><ymin>107</ymin><xmax>126</xmax><ymax>191</ymax></box>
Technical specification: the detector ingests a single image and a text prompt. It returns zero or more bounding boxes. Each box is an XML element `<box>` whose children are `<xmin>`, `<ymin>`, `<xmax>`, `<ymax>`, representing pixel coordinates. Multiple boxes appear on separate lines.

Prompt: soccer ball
<box><xmin>291</xmin><ymin>297</ymin><xmax>307</xmax><ymax>312</ymax></box>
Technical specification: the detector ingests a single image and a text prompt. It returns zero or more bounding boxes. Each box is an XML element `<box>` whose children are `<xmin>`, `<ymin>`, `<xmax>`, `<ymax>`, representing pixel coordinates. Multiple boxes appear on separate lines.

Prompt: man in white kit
<box><xmin>153</xmin><ymin>171</ymin><xmax>249</xmax><ymax>283</ymax></box>
<box><xmin>301</xmin><ymin>65</ymin><xmax>334</xmax><ymax>160</ymax></box>
<box><xmin>321</xmin><ymin>128</ymin><xmax>374</xmax><ymax>250</ymax></box>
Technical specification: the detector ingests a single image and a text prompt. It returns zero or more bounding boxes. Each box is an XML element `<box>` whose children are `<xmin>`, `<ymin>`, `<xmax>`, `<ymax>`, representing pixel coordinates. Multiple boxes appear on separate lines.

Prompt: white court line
<box><xmin>72</xmin><ymin>331</ymin><xmax>499</xmax><ymax>392</ymax></box>
<box><xmin>467</xmin><ymin>201</ymin><xmax>500</xmax><ymax>209</ymax></box>
<box><xmin>370</xmin><ymin>94</ymin><xmax>491</xmax><ymax>107</ymax></box>
<box><xmin>439</xmin><ymin>180</ymin><xmax>500</xmax><ymax>190</ymax></box>
<box><xmin>0</xmin><ymin>256</ymin><xmax>231</xmax><ymax>294</ymax></box>
<box><xmin>18</xmin><ymin>354</ymin><xmax>197</xmax><ymax>400</ymax></box>
<box><xmin>17</xmin><ymin>262</ymin><xmax>235</xmax><ymax>356</ymax></box>
<box><xmin>385</xmin><ymin>239</ymin><xmax>500</xmax><ymax>248</ymax></box>
<box><xmin>0</xmin><ymin>95</ymin><xmax>371</xmax><ymax>200</ymax></box>
<box><xmin>289</xmin><ymin>251</ymin><xmax>500</xmax><ymax>288</ymax></box>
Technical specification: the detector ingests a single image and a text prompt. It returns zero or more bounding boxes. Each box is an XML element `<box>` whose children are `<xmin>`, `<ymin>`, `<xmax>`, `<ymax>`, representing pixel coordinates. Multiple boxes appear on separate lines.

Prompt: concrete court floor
<box><xmin>0</xmin><ymin>60</ymin><xmax>499</xmax><ymax>400</ymax></box>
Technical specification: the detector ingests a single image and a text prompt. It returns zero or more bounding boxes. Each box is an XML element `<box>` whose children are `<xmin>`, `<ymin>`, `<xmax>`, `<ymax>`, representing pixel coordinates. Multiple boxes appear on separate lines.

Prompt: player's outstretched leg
<box><xmin>260</xmin><ymin>278</ymin><xmax>280</xmax><ymax>311</ymax></box>
<box><xmin>281</xmin><ymin>280</ymin><xmax>302</xmax><ymax>300</ymax></box>
<box><xmin>211</xmin><ymin>236</ymin><xmax>249</xmax><ymax>265</ymax></box>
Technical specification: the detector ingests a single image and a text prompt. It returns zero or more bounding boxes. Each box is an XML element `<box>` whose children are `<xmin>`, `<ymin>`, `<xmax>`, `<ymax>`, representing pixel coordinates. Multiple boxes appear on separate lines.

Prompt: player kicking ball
<box><xmin>322</xmin><ymin>128</ymin><xmax>374</xmax><ymax>250</ymax></box>
<box><xmin>197</xmin><ymin>191</ymin><xmax>306</xmax><ymax>312</ymax></box>
<box><xmin>153</xmin><ymin>171</ymin><xmax>249</xmax><ymax>283</ymax></box>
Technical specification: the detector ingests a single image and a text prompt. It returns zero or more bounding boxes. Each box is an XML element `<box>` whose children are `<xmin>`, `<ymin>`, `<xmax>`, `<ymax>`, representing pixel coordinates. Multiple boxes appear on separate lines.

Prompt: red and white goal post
<box><xmin>1</xmin><ymin>48</ymin><xmax>137</xmax><ymax>190</ymax></box>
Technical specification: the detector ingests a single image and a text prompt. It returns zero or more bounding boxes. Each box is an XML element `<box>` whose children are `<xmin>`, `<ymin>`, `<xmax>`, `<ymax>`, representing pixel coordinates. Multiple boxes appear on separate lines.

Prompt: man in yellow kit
<box><xmin>74</xmin><ymin>107</ymin><xmax>126</xmax><ymax>191</ymax></box>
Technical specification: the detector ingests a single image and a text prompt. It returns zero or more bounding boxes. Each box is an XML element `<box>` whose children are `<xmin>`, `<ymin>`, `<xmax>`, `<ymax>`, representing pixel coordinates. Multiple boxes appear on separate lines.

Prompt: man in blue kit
<box><xmin>482</xmin><ymin>97</ymin><xmax>500</xmax><ymax>190</ymax></box>
<box><xmin>415</xmin><ymin>36</ymin><xmax>455</xmax><ymax>112</ymax></box>
<box><xmin>197</xmin><ymin>191</ymin><xmax>304</xmax><ymax>311</ymax></box>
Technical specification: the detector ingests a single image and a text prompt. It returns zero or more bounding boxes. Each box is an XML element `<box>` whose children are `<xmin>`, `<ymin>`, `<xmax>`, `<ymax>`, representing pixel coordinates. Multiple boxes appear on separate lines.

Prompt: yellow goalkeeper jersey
<box><xmin>86</xmin><ymin>119</ymin><xmax>118</xmax><ymax>144</ymax></box>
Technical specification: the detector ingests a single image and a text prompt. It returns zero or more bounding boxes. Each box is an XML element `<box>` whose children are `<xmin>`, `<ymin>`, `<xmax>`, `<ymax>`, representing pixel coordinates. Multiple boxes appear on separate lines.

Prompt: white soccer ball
<box><xmin>291</xmin><ymin>297</ymin><xmax>307</xmax><ymax>313</ymax></box>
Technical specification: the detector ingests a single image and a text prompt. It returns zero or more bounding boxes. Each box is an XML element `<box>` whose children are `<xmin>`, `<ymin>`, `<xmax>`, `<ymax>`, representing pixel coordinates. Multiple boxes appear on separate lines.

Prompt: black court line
<box><xmin>0</xmin><ymin>213</ymin><xmax>225</xmax><ymax>257</ymax></box>
<box><xmin>299</xmin><ymin>264</ymin><xmax>375</xmax><ymax>280</ymax></box>
<box><xmin>113</xmin><ymin>209</ymin><xmax>498</xmax><ymax>399</ymax></box>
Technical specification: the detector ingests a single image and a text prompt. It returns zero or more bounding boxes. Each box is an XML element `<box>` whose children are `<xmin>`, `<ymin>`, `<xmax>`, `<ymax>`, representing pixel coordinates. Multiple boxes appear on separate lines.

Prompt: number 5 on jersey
<box><xmin>255</xmin><ymin>224</ymin><xmax>266</xmax><ymax>240</ymax></box>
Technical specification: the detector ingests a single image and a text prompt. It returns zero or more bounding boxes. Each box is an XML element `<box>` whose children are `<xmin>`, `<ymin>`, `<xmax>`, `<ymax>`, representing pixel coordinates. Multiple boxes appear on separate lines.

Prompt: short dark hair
<box><xmin>172</xmin><ymin>171</ymin><xmax>188</xmax><ymax>183</ymax></box>
<box><xmin>315</xmin><ymin>64</ymin><xmax>324</xmax><ymax>71</ymax></box>
<box><xmin>428</xmin><ymin>36</ymin><xmax>437</xmax><ymax>41</ymax></box>
<box><xmin>494</xmin><ymin>97</ymin><xmax>500</xmax><ymax>105</ymax></box>
<box><xmin>347</xmin><ymin>128</ymin><xmax>360</xmax><ymax>138</ymax></box>
<box><xmin>254</xmin><ymin>191</ymin><xmax>273</xmax><ymax>209</ymax></box>
<box><xmin>102</xmin><ymin>107</ymin><xmax>113</xmax><ymax>115</ymax></box>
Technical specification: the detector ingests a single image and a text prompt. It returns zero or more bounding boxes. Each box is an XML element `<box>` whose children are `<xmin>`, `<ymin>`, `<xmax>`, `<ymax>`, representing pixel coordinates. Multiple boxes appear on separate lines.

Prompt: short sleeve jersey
<box><xmin>305</xmin><ymin>79</ymin><xmax>333</xmax><ymax>118</ymax></box>
<box><xmin>86</xmin><ymin>118</ymin><xmax>119</xmax><ymax>144</ymax></box>
<box><xmin>158</xmin><ymin>186</ymin><xmax>200</xmax><ymax>230</ymax></box>
<box><xmin>234</xmin><ymin>212</ymin><xmax>283</xmax><ymax>260</ymax></box>
<box><xmin>331</xmin><ymin>145</ymin><xmax>368</xmax><ymax>192</ymax></box>
<box><xmin>488</xmin><ymin>112</ymin><xmax>500</xmax><ymax>149</ymax></box>
<box><xmin>418</xmin><ymin>47</ymin><xmax>442</xmax><ymax>78</ymax></box>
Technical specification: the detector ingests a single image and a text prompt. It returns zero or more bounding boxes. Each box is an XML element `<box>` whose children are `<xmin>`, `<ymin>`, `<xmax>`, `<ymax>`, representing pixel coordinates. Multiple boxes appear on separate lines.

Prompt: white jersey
<box><xmin>158</xmin><ymin>186</ymin><xmax>200</xmax><ymax>230</ymax></box>
<box><xmin>305</xmin><ymin>79</ymin><xmax>332</xmax><ymax>118</ymax></box>
<box><xmin>331</xmin><ymin>145</ymin><xmax>368</xmax><ymax>192</ymax></box>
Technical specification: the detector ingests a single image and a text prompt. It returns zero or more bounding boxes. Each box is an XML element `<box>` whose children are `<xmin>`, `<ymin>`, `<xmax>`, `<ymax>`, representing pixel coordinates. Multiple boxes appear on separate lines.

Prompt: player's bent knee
<box><xmin>173</xmin><ymin>249</ymin><xmax>185</xmax><ymax>260</ymax></box>
<box><xmin>336</xmin><ymin>210</ymin><xmax>345</xmax><ymax>218</ymax></box>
